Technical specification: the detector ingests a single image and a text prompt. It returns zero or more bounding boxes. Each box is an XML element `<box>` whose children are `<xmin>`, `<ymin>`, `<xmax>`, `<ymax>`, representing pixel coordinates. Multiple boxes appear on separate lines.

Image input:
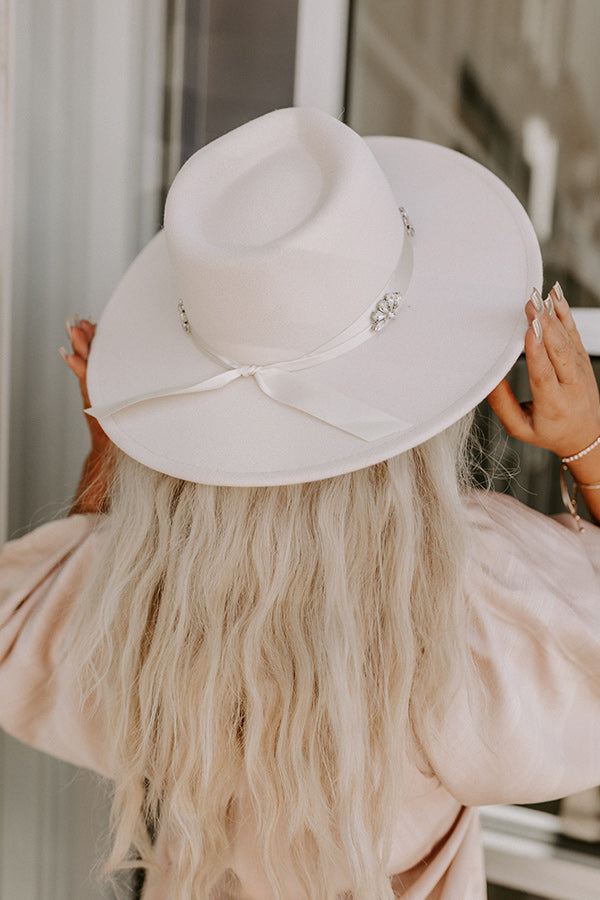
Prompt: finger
<box><xmin>538</xmin><ymin>306</ymin><xmax>579</xmax><ymax>384</ymax></box>
<box><xmin>77</xmin><ymin>319</ymin><xmax>96</xmax><ymax>342</ymax></box>
<box><xmin>59</xmin><ymin>347</ymin><xmax>87</xmax><ymax>380</ymax></box>
<box><xmin>550</xmin><ymin>283</ymin><xmax>587</xmax><ymax>355</ymax></box>
<box><xmin>525</xmin><ymin>298</ymin><xmax>540</xmax><ymax>324</ymax></box>
<box><xmin>525</xmin><ymin>287</ymin><xmax>545</xmax><ymax>324</ymax></box>
<box><xmin>70</xmin><ymin>325</ymin><xmax>92</xmax><ymax>360</ymax></box>
<box><xmin>487</xmin><ymin>378</ymin><xmax>534</xmax><ymax>442</ymax></box>
<box><xmin>524</xmin><ymin>318</ymin><xmax>560</xmax><ymax>396</ymax></box>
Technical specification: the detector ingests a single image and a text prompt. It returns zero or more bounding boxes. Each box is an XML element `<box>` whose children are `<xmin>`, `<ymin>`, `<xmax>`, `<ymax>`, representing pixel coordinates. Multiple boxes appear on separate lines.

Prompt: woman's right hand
<box><xmin>61</xmin><ymin>317</ymin><xmax>114</xmax><ymax>514</ymax></box>
<box><xmin>61</xmin><ymin>317</ymin><xmax>111</xmax><ymax>458</ymax></box>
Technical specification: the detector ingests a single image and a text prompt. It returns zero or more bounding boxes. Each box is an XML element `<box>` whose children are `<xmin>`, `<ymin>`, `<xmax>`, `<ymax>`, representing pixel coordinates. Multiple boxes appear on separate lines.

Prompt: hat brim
<box><xmin>87</xmin><ymin>138</ymin><xmax>542</xmax><ymax>486</ymax></box>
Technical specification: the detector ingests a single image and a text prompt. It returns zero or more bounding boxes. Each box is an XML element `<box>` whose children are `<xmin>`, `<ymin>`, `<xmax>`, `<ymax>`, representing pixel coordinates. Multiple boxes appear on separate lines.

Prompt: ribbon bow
<box><xmin>87</xmin><ymin>231</ymin><xmax>415</xmax><ymax>442</ymax></box>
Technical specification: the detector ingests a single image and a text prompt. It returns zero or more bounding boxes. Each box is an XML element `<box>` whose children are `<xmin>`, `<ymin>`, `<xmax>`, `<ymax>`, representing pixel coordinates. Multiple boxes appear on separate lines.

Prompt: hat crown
<box><xmin>164</xmin><ymin>107</ymin><xmax>405</xmax><ymax>365</ymax></box>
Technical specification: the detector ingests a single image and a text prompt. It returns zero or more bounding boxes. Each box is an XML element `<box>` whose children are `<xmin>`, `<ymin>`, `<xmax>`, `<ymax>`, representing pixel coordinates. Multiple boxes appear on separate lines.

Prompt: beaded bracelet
<box><xmin>560</xmin><ymin>434</ymin><xmax>600</xmax><ymax>531</ymax></box>
<box><xmin>561</xmin><ymin>434</ymin><xmax>600</xmax><ymax>464</ymax></box>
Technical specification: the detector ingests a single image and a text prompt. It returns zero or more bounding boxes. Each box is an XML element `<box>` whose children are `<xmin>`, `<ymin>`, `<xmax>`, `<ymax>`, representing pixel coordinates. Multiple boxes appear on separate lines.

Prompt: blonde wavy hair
<box><xmin>70</xmin><ymin>415</ymin><xmax>475</xmax><ymax>899</ymax></box>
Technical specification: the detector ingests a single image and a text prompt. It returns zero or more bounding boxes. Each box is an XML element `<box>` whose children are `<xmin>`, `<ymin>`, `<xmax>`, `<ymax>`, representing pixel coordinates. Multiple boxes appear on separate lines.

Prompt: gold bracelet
<box><xmin>560</xmin><ymin>464</ymin><xmax>585</xmax><ymax>533</ymax></box>
<box><xmin>561</xmin><ymin>434</ymin><xmax>600</xmax><ymax>464</ymax></box>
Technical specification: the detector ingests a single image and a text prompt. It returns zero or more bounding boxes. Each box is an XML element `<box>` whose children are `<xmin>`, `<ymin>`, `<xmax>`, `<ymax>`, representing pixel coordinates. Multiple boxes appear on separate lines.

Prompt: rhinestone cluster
<box><xmin>399</xmin><ymin>206</ymin><xmax>415</xmax><ymax>237</ymax></box>
<box><xmin>370</xmin><ymin>292</ymin><xmax>402</xmax><ymax>332</ymax></box>
<box><xmin>178</xmin><ymin>300</ymin><xmax>191</xmax><ymax>334</ymax></box>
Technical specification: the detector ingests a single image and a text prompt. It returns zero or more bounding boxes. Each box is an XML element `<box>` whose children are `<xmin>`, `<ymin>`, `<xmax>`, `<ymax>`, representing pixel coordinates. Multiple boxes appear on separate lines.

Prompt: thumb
<box><xmin>487</xmin><ymin>378</ymin><xmax>534</xmax><ymax>442</ymax></box>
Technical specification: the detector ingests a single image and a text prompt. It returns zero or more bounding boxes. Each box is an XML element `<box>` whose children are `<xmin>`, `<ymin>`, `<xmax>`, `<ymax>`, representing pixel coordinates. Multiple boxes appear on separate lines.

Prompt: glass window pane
<box><xmin>347</xmin><ymin>1</ymin><xmax>600</xmax><ymax>894</ymax></box>
<box><xmin>347</xmin><ymin>0</ymin><xmax>600</xmax><ymax>314</ymax></box>
<box><xmin>347</xmin><ymin>0</ymin><xmax>600</xmax><ymax>520</ymax></box>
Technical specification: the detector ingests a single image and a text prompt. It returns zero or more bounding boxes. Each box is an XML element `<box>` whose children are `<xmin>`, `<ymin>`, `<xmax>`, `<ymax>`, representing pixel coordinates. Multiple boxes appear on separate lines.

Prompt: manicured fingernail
<box><xmin>553</xmin><ymin>281</ymin><xmax>565</xmax><ymax>303</ymax></box>
<box><xmin>74</xmin><ymin>313</ymin><xmax>80</xmax><ymax>327</ymax></box>
<box><xmin>532</xmin><ymin>317</ymin><xmax>543</xmax><ymax>343</ymax></box>
<box><xmin>530</xmin><ymin>288</ymin><xmax>544</xmax><ymax>313</ymax></box>
<box><xmin>65</xmin><ymin>318</ymin><xmax>72</xmax><ymax>340</ymax></box>
<box><xmin>544</xmin><ymin>295</ymin><xmax>555</xmax><ymax>317</ymax></box>
<box><xmin>59</xmin><ymin>346</ymin><xmax>69</xmax><ymax>362</ymax></box>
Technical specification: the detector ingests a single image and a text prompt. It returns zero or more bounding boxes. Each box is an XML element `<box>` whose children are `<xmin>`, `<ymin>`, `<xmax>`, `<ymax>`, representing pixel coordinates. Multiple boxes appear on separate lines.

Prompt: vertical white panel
<box><xmin>294</xmin><ymin>0</ymin><xmax>350</xmax><ymax>116</ymax></box>
<box><xmin>0</xmin><ymin>0</ymin><xmax>13</xmax><ymax>546</ymax></box>
<box><xmin>8</xmin><ymin>0</ymin><xmax>167</xmax><ymax>537</ymax></box>
<box><xmin>2</xmin><ymin>1</ymin><xmax>166</xmax><ymax>897</ymax></box>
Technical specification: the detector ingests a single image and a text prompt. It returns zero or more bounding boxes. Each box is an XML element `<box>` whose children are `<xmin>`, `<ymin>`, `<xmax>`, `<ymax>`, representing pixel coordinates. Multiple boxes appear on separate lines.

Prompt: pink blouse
<box><xmin>1</xmin><ymin>490</ymin><xmax>600</xmax><ymax>899</ymax></box>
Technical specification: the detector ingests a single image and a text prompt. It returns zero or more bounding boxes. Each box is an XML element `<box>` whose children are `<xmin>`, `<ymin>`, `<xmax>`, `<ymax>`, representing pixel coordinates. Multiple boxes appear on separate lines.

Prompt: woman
<box><xmin>2</xmin><ymin>108</ymin><xmax>600</xmax><ymax>899</ymax></box>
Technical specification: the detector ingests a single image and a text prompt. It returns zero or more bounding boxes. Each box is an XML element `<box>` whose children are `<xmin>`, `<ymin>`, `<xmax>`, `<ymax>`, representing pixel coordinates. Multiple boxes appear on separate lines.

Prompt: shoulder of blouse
<box><xmin>0</xmin><ymin>513</ymin><xmax>111</xmax><ymax>776</ymax></box>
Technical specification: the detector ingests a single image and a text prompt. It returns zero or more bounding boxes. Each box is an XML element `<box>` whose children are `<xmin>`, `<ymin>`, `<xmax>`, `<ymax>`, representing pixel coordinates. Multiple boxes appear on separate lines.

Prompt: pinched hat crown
<box><xmin>164</xmin><ymin>108</ymin><xmax>406</xmax><ymax>366</ymax></box>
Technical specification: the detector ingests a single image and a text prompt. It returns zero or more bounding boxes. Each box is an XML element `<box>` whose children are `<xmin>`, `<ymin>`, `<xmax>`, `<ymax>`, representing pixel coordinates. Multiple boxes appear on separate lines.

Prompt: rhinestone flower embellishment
<box><xmin>178</xmin><ymin>300</ymin><xmax>191</xmax><ymax>334</ymax></box>
<box><xmin>370</xmin><ymin>292</ymin><xmax>403</xmax><ymax>332</ymax></box>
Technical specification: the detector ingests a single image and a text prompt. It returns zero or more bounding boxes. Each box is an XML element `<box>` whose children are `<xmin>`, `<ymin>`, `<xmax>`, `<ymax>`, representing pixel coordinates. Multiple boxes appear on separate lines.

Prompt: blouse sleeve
<box><xmin>425</xmin><ymin>490</ymin><xmax>600</xmax><ymax>807</ymax></box>
<box><xmin>0</xmin><ymin>515</ymin><xmax>110</xmax><ymax>776</ymax></box>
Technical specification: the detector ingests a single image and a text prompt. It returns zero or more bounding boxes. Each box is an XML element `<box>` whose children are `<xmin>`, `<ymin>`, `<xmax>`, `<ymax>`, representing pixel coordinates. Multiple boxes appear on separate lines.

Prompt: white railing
<box><xmin>483</xmin><ymin>804</ymin><xmax>600</xmax><ymax>900</ymax></box>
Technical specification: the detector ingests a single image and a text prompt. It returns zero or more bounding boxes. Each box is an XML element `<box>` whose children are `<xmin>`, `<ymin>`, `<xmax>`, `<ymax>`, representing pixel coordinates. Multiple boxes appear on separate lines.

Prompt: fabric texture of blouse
<box><xmin>1</xmin><ymin>489</ymin><xmax>600</xmax><ymax>899</ymax></box>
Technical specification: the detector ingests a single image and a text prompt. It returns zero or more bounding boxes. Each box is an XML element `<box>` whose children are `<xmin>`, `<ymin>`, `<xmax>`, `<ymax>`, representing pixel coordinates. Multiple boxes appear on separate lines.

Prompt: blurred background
<box><xmin>1</xmin><ymin>1</ymin><xmax>600</xmax><ymax>897</ymax></box>
<box><xmin>349</xmin><ymin>0</ymin><xmax>600</xmax><ymax>526</ymax></box>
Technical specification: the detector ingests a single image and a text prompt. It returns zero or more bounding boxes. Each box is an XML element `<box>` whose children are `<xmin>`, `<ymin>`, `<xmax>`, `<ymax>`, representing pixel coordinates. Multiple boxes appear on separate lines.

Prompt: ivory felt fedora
<box><xmin>86</xmin><ymin>106</ymin><xmax>542</xmax><ymax>486</ymax></box>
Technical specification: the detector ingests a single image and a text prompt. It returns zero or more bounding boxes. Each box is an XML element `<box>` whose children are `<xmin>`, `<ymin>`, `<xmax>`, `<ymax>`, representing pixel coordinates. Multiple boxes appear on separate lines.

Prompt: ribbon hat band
<box><xmin>87</xmin><ymin>221</ymin><xmax>414</xmax><ymax>443</ymax></box>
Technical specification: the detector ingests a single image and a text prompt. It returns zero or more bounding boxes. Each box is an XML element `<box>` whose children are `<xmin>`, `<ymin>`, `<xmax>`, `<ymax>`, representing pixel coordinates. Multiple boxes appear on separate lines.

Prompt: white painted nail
<box><xmin>59</xmin><ymin>346</ymin><xmax>69</xmax><ymax>362</ymax></box>
<box><xmin>544</xmin><ymin>295</ymin><xmax>555</xmax><ymax>317</ymax></box>
<box><xmin>530</xmin><ymin>288</ymin><xmax>544</xmax><ymax>313</ymax></box>
<box><xmin>553</xmin><ymin>281</ymin><xmax>565</xmax><ymax>303</ymax></box>
<box><xmin>532</xmin><ymin>317</ymin><xmax>543</xmax><ymax>343</ymax></box>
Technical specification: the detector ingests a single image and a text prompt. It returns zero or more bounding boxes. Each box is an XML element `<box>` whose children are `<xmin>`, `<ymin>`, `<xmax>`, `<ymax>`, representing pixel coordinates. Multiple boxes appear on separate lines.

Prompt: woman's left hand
<box><xmin>488</xmin><ymin>283</ymin><xmax>600</xmax><ymax>523</ymax></box>
<box><xmin>487</xmin><ymin>284</ymin><xmax>600</xmax><ymax>460</ymax></box>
